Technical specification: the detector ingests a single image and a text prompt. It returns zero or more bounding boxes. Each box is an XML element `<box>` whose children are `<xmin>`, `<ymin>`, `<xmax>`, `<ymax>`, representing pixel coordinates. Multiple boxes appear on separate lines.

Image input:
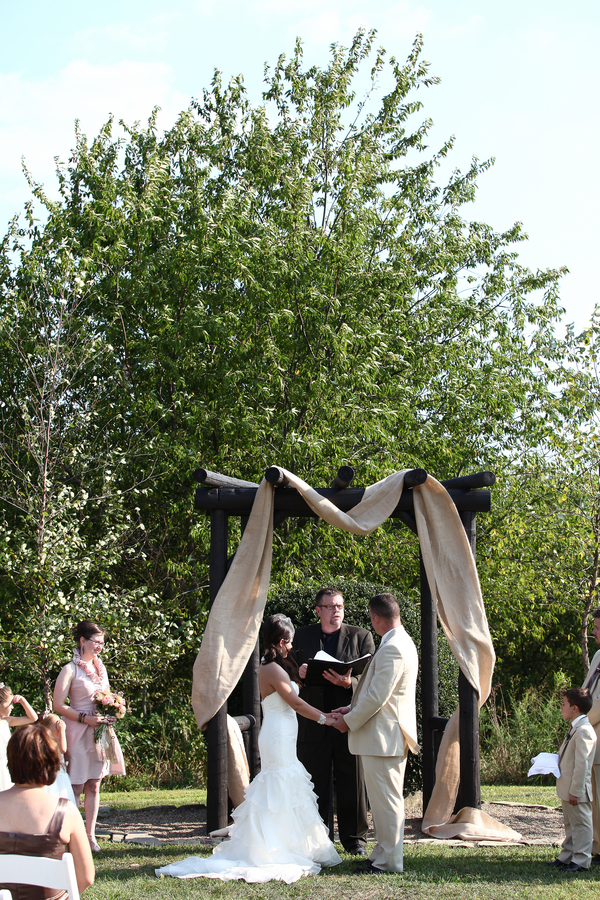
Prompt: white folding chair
<box><xmin>0</xmin><ymin>852</ymin><xmax>79</xmax><ymax>899</ymax></box>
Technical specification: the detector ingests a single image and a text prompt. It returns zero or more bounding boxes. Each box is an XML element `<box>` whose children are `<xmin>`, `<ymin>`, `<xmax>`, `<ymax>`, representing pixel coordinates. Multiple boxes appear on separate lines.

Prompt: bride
<box><xmin>156</xmin><ymin>614</ymin><xmax>342</xmax><ymax>883</ymax></box>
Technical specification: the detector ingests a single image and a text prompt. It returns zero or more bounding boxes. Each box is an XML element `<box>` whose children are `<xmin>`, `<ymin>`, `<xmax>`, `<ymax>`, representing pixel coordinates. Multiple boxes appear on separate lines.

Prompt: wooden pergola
<box><xmin>194</xmin><ymin>465</ymin><xmax>495</xmax><ymax>833</ymax></box>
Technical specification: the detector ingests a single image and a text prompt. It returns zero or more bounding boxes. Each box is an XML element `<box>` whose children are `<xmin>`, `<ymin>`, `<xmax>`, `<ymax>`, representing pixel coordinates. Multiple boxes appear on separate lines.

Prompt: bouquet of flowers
<box><xmin>93</xmin><ymin>689</ymin><xmax>127</xmax><ymax>743</ymax></box>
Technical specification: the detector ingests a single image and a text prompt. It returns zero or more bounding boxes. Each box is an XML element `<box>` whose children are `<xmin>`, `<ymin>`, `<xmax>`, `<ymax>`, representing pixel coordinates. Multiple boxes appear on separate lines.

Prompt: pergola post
<box><xmin>420</xmin><ymin>552</ymin><xmax>438</xmax><ymax>811</ymax></box>
<box><xmin>206</xmin><ymin>509</ymin><xmax>229</xmax><ymax>833</ymax></box>
<box><xmin>456</xmin><ymin>510</ymin><xmax>481</xmax><ymax>810</ymax></box>
<box><xmin>240</xmin><ymin>514</ymin><xmax>262</xmax><ymax>779</ymax></box>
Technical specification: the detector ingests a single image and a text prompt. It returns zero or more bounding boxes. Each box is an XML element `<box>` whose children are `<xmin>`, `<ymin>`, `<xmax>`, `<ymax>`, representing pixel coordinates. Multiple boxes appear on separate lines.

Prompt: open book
<box><xmin>303</xmin><ymin>650</ymin><xmax>372</xmax><ymax>687</ymax></box>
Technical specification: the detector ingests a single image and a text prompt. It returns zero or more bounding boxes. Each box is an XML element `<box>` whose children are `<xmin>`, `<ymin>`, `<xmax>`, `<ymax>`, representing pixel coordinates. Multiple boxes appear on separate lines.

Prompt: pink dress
<box><xmin>63</xmin><ymin>663</ymin><xmax>126</xmax><ymax>784</ymax></box>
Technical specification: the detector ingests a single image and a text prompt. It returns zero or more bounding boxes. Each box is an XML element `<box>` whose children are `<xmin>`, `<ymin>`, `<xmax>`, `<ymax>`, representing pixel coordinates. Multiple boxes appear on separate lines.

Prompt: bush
<box><xmin>102</xmin><ymin>700</ymin><xmax>207</xmax><ymax>791</ymax></box>
<box><xmin>265</xmin><ymin>577</ymin><xmax>459</xmax><ymax>795</ymax></box>
<box><xmin>480</xmin><ymin>672</ymin><xmax>569</xmax><ymax>785</ymax></box>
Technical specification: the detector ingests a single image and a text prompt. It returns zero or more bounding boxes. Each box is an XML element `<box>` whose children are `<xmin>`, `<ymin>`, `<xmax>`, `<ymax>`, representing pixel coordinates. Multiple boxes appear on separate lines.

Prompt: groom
<box><xmin>331</xmin><ymin>593</ymin><xmax>419</xmax><ymax>874</ymax></box>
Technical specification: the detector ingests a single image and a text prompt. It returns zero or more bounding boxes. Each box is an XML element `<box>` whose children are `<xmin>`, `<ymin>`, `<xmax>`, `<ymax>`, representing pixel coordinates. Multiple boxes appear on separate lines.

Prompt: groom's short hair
<box><xmin>369</xmin><ymin>593</ymin><xmax>399</xmax><ymax>621</ymax></box>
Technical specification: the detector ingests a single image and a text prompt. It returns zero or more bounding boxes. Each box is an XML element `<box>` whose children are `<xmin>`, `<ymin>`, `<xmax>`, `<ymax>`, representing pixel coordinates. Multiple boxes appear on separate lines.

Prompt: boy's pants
<box><xmin>558</xmin><ymin>800</ymin><xmax>593</xmax><ymax>869</ymax></box>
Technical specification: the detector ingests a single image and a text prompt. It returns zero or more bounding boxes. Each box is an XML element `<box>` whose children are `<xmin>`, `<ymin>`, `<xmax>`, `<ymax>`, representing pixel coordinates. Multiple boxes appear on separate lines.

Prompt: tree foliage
<box><xmin>0</xmin><ymin>31</ymin><xmax>596</xmax><ymax>725</ymax></box>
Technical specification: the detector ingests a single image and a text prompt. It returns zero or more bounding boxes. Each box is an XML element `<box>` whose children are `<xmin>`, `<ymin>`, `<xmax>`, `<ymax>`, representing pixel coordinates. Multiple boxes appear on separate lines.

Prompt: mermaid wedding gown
<box><xmin>156</xmin><ymin>684</ymin><xmax>341</xmax><ymax>883</ymax></box>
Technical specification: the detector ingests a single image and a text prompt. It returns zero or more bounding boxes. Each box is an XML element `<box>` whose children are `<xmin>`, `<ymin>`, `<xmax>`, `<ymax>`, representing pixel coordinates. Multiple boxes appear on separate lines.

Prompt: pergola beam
<box><xmin>195</xmin><ymin>485</ymin><xmax>491</xmax><ymax>515</ymax></box>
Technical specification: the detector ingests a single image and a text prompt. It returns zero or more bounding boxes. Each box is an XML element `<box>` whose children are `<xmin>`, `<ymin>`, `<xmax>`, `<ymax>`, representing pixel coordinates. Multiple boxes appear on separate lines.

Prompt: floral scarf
<box><xmin>72</xmin><ymin>647</ymin><xmax>107</xmax><ymax>685</ymax></box>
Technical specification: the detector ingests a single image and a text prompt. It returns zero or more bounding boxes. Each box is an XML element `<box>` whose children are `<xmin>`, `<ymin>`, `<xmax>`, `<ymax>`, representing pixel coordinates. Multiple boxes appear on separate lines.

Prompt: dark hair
<box><xmin>315</xmin><ymin>588</ymin><xmax>343</xmax><ymax>607</ymax></box>
<box><xmin>369</xmin><ymin>593</ymin><xmax>400</xmax><ymax>621</ymax></box>
<box><xmin>7</xmin><ymin>723</ymin><xmax>61</xmax><ymax>785</ymax></box>
<box><xmin>261</xmin><ymin>614</ymin><xmax>299</xmax><ymax>682</ymax></box>
<box><xmin>564</xmin><ymin>687</ymin><xmax>593</xmax><ymax>715</ymax></box>
<box><xmin>0</xmin><ymin>684</ymin><xmax>13</xmax><ymax>705</ymax></box>
<box><xmin>592</xmin><ymin>609</ymin><xmax>600</xmax><ymax>620</ymax></box>
<box><xmin>74</xmin><ymin>620</ymin><xmax>106</xmax><ymax>649</ymax></box>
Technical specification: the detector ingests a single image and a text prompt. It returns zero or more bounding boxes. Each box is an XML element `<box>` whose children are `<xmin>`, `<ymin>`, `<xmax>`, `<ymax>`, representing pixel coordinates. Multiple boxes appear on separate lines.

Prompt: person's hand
<box><xmin>322</xmin><ymin>667</ymin><xmax>352</xmax><ymax>688</ymax></box>
<box><xmin>83</xmin><ymin>714</ymin><xmax>109</xmax><ymax>727</ymax></box>
<box><xmin>331</xmin><ymin>714</ymin><xmax>349</xmax><ymax>733</ymax></box>
<box><xmin>56</xmin><ymin>718</ymin><xmax>66</xmax><ymax>734</ymax></box>
<box><xmin>299</xmin><ymin>664</ymin><xmax>308</xmax><ymax>680</ymax></box>
<box><xmin>569</xmin><ymin>794</ymin><xmax>579</xmax><ymax>806</ymax></box>
<box><xmin>324</xmin><ymin>714</ymin><xmax>338</xmax><ymax>726</ymax></box>
<box><xmin>13</xmin><ymin>695</ymin><xmax>23</xmax><ymax>704</ymax></box>
<box><xmin>331</xmin><ymin>706</ymin><xmax>351</xmax><ymax>716</ymax></box>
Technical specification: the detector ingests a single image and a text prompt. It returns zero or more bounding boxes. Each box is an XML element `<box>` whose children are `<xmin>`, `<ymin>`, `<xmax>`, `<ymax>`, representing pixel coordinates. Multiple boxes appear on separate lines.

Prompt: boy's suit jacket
<box><xmin>557</xmin><ymin>715</ymin><xmax>597</xmax><ymax>802</ymax></box>
<box><xmin>344</xmin><ymin>624</ymin><xmax>419</xmax><ymax>758</ymax></box>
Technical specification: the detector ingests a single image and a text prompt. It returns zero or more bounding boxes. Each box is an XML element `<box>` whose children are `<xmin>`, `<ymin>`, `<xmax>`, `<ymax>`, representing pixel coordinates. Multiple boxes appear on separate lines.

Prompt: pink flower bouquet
<box><xmin>93</xmin><ymin>689</ymin><xmax>127</xmax><ymax>743</ymax></box>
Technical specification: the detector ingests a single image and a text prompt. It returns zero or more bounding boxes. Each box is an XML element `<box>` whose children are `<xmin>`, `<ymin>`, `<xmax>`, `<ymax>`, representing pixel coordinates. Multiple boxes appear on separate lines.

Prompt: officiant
<box><xmin>293</xmin><ymin>588</ymin><xmax>375</xmax><ymax>855</ymax></box>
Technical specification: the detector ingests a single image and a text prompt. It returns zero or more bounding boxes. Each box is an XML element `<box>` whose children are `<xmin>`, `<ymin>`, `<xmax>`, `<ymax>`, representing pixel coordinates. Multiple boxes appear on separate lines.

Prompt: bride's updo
<box><xmin>261</xmin><ymin>614</ymin><xmax>299</xmax><ymax>681</ymax></box>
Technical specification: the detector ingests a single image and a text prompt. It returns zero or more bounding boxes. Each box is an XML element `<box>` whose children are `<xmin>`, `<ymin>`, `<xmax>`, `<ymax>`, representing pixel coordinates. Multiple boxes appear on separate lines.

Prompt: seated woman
<box><xmin>0</xmin><ymin>723</ymin><xmax>95</xmax><ymax>899</ymax></box>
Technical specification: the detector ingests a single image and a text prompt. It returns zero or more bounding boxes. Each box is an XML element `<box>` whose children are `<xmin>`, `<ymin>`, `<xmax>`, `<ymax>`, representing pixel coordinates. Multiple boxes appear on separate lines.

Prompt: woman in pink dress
<box><xmin>53</xmin><ymin>620</ymin><xmax>125</xmax><ymax>853</ymax></box>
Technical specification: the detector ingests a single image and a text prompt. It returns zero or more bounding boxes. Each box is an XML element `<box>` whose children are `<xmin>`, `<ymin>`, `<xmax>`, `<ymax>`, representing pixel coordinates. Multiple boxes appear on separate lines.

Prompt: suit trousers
<box><xmin>558</xmin><ymin>799</ymin><xmax>593</xmax><ymax>869</ymax></box>
<box><xmin>298</xmin><ymin>728</ymin><xmax>368</xmax><ymax>849</ymax></box>
<box><xmin>361</xmin><ymin>753</ymin><xmax>407</xmax><ymax>873</ymax></box>
<box><xmin>592</xmin><ymin>765</ymin><xmax>600</xmax><ymax>855</ymax></box>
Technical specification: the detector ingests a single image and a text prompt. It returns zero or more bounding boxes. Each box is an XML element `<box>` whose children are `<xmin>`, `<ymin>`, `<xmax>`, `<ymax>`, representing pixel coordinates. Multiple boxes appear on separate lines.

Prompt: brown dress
<box><xmin>0</xmin><ymin>797</ymin><xmax>70</xmax><ymax>900</ymax></box>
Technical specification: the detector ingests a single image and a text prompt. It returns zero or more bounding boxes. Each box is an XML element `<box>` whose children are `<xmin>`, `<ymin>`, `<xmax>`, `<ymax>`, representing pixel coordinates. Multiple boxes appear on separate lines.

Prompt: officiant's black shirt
<box><xmin>320</xmin><ymin>628</ymin><xmax>350</xmax><ymax>709</ymax></box>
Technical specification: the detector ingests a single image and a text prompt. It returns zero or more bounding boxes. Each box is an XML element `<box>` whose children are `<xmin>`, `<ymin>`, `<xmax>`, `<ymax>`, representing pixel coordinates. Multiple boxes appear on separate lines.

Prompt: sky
<box><xmin>1</xmin><ymin>0</ymin><xmax>598</xmax><ymax>331</ymax></box>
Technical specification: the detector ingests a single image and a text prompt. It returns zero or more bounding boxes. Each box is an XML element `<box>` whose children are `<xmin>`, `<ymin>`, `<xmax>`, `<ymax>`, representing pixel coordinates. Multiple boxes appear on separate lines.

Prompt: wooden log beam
<box><xmin>195</xmin><ymin>486</ymin><xmax>492</xmax><ymax>514</ymax></box>
<box><xmin>441</xmin><ymin>472</ymin><xmax>496</xmax><ymax>490</ymax></box>
<box><xmin>404</xmin><ymin>468</ymin><xmax>427</xmax><ymax>488</ymax></box>
<box><xmin>330</xmin><ymin>465</ymin><xmax>355</xmax><ymax>489</ymax></box>
<box><xmin>265</xmin><ymin>466</ymin><xmax>289</xmax><ymax>486</ymax></box>
<box><xmin>194</xmin><ymin>468</ymin><xmax>259</xmax><ymax>489</ymax></box>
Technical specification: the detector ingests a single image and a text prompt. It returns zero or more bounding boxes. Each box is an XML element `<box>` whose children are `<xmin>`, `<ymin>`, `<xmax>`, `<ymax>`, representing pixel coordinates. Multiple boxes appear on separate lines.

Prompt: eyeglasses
<box><xmin>87</xmin><ymin>638</ymin><xmax>105</xmax><ymax>648</ymax></box>
<box><xmin>319</xmin><ymin>604</ymin><xmax>344</xmax><ymax>611</ymax></box>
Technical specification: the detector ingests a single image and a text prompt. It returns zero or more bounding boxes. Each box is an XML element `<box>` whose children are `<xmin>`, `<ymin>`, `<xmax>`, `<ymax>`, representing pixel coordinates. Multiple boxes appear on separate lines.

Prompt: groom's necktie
<box><xmin>587</xmin><ymin>660</ymin><xmax>600</xmax><ymax>693</ymax></box>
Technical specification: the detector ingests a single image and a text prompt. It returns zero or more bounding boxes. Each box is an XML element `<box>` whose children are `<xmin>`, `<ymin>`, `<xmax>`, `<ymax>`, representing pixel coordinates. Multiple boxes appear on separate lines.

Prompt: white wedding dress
<box><xmin>156</xmin><ymin>685</ymin><xmax>341</xmax><ymax>883</ymax></box>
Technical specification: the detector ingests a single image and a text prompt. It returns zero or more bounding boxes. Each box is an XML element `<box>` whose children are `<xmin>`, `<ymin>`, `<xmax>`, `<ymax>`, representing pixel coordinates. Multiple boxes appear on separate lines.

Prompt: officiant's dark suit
<box><xmin>293</xmin><ymin>589</ymin><xmax>375</xmax><ymax>853</ymax></box>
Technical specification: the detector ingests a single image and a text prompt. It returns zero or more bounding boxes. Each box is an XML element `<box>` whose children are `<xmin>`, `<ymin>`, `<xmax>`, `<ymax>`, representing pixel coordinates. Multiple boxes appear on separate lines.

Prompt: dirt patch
<box><xmin>95</xmin><ymin>795</ymin><xmax>564</xmax><ymax>846</ymax></box>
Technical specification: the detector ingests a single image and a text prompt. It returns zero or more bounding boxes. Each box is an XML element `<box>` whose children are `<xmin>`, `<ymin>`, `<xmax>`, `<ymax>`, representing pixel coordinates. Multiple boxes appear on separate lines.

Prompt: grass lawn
<box><xmin>88</xmin><ymin>785</ymin><xmax>590</xmax><ymax>899</ymax></box>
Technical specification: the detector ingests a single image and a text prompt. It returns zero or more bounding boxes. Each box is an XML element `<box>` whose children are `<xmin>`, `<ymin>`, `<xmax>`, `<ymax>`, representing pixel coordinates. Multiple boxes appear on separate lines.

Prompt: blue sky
<box><xmin>1</xmin><ymin>0</ymin><xmax>598</xmax><ymax>330</ymax></box>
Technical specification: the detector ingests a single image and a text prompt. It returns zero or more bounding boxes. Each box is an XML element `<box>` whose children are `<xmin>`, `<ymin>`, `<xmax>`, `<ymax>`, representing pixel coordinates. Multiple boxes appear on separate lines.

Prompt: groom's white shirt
<box><xmin>344</xmin><ymin>624</ymin><xmax>419</xmax><ymax>757</ymax></box>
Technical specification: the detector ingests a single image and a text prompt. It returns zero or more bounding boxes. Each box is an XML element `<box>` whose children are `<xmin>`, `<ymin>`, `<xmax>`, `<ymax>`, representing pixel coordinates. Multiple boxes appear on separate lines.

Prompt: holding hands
<box><xmin>329</xmin><ymin>706</ymin><xmax>350</xmax><ymax>733</ymax></box>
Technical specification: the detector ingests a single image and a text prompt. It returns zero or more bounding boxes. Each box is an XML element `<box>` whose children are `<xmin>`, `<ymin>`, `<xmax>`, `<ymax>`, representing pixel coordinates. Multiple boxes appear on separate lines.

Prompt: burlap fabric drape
<box><xmin>192</xmin><ymin>468</ymin><xmax>520</xmax><ymax>841</ymax></box>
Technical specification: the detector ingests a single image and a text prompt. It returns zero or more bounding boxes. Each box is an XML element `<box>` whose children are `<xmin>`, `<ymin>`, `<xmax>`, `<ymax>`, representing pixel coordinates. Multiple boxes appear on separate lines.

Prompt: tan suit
<box><xmin>556</xmin><ymin>715</ymin><xmax>596</xmax><ymax>869</ymax></box>
<box><xmin>583</xmin><ymin>648</ymin><xmax>600</xmax><ymax>854</ymax></box>
<box><xmin>344</xmin><ymin>624</ymin><xmax>419</xmax><ymax>873</ymax></box>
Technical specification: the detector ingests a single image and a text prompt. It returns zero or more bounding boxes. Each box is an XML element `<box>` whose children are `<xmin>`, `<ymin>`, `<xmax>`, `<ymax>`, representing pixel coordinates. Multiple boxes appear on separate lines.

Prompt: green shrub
<box><xmin>102</xmin><ymin>701</ymin><xmax>207</xmax><ymax>791</ymax></box>
<box><xmin>480</xmin><ymin>672</ymin><xmax>569</xmax><ymax>785</ymax></box>
<box><xmin>265</xmin><ymin>576</ymin><xmax>459</xmax><ymax>795</ymax></box>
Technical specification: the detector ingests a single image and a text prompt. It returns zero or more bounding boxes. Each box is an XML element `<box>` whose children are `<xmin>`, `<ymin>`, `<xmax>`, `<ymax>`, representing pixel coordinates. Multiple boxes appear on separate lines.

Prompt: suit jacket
<box><xmin>344</xmin><ymin>624</ymin><xmax>419</xmax><ymax>758</ymax></box>
<box><xmin>557</xmin><ymin>715</ymin><xmax>596</xmax><ymax>802</ymax></box>
<box><xmin>293</xmin><ymin>622</ymin><xmax>375</xmax><ymax>743</ymax></box>
<box><xmin>583</xmin><ymin>648</ymin><xmax>600</xmax><ymax>765</ymax></box>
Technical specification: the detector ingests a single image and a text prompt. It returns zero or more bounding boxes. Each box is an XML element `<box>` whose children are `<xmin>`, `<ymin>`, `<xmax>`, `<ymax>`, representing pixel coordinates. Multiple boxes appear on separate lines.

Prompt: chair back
<box><xmin>0</xmin><ymin>852</ymin><xmax>79</xmax><ymax>899</ymax></box>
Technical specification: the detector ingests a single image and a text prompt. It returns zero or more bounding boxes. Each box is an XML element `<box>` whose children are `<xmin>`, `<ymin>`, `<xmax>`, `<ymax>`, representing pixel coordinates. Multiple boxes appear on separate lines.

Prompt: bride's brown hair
<box><xmin>261</xmin><ymin>614</ymin><xmax>300</xmax><ymax>682</ymax></box>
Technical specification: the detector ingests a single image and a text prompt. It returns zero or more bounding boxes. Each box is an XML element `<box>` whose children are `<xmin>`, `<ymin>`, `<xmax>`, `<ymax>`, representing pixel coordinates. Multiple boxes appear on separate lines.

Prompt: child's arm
<box><xmin>6</xmin><ymin>695</ymin><xmax>37</xmax><ymax>726</ymax></box>
<box><xmin>55</xmin><ymin>717</ymin><xmax>68</xmax><ymax>754</ymax></box>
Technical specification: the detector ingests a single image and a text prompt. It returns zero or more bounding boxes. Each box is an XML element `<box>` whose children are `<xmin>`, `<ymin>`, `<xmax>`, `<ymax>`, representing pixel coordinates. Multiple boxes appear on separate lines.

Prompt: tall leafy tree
<box><xmin>0</xmin><ymin>31</ymin><xmax>589</xmax><ymax>713</ymax></box>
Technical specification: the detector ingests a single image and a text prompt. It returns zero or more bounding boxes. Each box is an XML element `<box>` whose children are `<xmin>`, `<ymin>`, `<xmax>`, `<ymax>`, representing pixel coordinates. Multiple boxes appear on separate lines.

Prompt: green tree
<box><xmin>0</xmin><ymin>229</ymin><xmax>188</xmax><ymax>705</ymax></box>
<box><xmin>0</xmin><ymin>30</ymin><xmax>587</xmax><ymax>722</ymax></box>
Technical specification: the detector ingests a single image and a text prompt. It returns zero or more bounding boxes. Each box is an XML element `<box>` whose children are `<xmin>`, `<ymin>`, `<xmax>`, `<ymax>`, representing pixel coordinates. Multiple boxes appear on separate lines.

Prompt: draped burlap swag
<box><xmin>192</xmin><ymin>469</ymin><xmax>520</xmax><ymax>841</ymax></box>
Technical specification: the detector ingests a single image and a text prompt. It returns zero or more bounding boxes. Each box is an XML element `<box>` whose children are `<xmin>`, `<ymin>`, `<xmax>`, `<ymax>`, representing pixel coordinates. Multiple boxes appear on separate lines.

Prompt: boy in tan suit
<box><xmin>550</xmin><ymin>688</ymin><xmax>597</xmax><ymax>873</ymax></box>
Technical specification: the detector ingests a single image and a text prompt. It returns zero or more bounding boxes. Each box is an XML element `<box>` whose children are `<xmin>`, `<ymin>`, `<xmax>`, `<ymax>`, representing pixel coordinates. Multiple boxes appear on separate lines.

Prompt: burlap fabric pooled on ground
<box><xmin>192</xmin><ymin>468</ymin><xmax>520</xmax><ymax>842</ymax></box>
